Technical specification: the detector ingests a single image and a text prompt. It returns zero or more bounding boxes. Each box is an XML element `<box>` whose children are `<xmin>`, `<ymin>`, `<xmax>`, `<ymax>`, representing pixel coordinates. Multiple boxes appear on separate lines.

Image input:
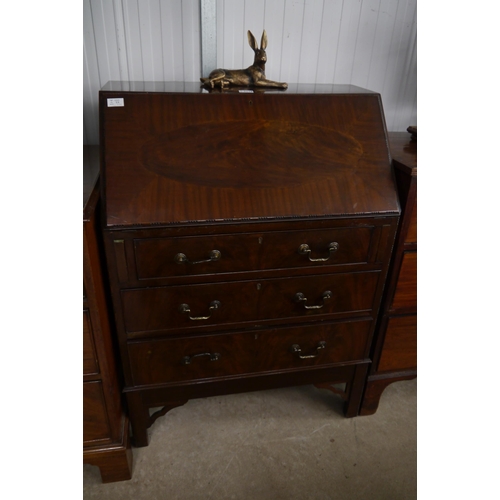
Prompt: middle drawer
<box><xmin>121</xmin><ymin>271</ymin><xmax>380</xmax><ymax>337</ymax></box>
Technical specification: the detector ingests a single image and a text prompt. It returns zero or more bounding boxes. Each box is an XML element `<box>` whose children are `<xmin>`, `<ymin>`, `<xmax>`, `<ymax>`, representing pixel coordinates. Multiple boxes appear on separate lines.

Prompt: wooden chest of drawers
<box><xmin>83</xmin><ymin>146</ymin><xmax>132</xmax><ymax>481</ymax></box>
<box><xmin>99</xmin><ymin>82</ymin><xmax>400</xmax><ymax>446</ymax></box>
<box><xmin>359</xmin><ymin>131</ymin><xmax>417</xmax><ymax>415</ymax></box>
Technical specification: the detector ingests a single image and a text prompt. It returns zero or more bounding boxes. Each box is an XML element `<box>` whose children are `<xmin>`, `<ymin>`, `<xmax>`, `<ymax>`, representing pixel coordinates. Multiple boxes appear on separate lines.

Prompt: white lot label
<box><xmin>107</xmin><ymin>98</ymin><xmax>124</xmax><ymax>107</ymax></box>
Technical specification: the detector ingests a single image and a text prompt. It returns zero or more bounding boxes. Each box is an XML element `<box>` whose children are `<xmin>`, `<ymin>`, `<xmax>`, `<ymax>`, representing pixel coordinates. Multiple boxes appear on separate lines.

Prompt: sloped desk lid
<box><xmin>100</xmin><ymin>82</ymin><xmax>400</xmax><ymax>228</ymax></box>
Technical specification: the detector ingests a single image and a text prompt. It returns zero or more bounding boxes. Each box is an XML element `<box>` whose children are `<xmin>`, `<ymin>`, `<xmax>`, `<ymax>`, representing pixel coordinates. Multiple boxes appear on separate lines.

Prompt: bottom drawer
<box><xmin>255</xmin><ymin>319</ymin><xmax>372</xmax><ymax>372</ymax></box>
<box><xmin>377</xmin><ymin>315</ymin><xmax>417</xmax><ymax>372</ymax></box>
<box><xmin>128</xmin><ymin>319</ymin><xmax>372</xmax><ymax>386</ymax></box>
<box><xmin>129</xmin><ymin>332</ymin><xmax>254</xmax><ymax>386</ymax></box>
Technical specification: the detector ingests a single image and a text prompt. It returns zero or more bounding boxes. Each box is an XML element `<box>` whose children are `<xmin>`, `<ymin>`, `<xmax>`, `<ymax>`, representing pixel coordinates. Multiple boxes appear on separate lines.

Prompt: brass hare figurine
<box><xmin>200</xmin><ymin>30</ymin><xmax>288</xmax><ymax>89</ymax></box>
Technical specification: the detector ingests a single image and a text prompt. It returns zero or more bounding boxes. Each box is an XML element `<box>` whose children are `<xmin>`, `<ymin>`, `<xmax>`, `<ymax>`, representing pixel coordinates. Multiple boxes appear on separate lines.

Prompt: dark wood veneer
<box><xmin>121</xmin><ymin>271</ymin><xmax>380</xmax><ymax>337</ymax></box>
<box><xmin>100</xmin><ymin>86</ymin><xmax>399</xmax><ymax>228</ymax></box>
<box><xmin>390</xmin><ymin>251</ymin><xmax>417</xmax><ymax>313</ymax></box>
<box><xmin>133</xmin><ymin>225</ymin><xmax>374</xmax><ymax>280</ymax></box>
<box><xmin>83</xmin><ymin>310</ymin><xmax>99</xmax><ymax>377</ymax></box>
<box><xmin>406</xmin><ymin>200</ymin><xmax>417</xmax><ymax>243</ymax></box>
<box><xmin>83</xmin><ymin>382</ymin><xmax>112</xmax><ymax>443</ymax></box>
<box><xmin>377</xmin><ymin>315</ymin><xmax>417</xmax><ymax>372</ymax></box>
<box><xmin>128</xmin><ymin>318</ymin><xmax>372</xmax><ymax>386</ymax></box>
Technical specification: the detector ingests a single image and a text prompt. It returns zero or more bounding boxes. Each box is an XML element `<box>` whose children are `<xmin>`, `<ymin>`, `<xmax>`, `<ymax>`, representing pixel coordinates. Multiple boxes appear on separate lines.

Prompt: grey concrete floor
<box><xmin>83</xmin><ymin>379</ymin><xmax>416</xmax><ymax>499</ymax></box>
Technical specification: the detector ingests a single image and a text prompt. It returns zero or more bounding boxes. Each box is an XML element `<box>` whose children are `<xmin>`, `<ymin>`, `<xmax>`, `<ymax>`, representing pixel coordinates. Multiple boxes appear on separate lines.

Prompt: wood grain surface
<box><xmin>100</xmin><ymin>90</ymin><xmax>399</xmax><ymax>227</ymax></box>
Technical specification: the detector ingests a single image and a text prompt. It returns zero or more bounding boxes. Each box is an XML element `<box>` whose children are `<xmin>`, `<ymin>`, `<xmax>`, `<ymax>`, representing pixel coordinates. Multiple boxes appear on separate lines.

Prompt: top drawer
<box><xmin>133</xmin><ymin>226</ymin><xmax>374</xmax><ymax>280</ymax></box>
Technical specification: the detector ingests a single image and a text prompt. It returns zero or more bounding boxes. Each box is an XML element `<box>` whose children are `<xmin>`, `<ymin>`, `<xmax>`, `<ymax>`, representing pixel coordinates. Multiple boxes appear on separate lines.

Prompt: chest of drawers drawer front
<box><xmin>121</xmin><ymin>271</ymin><xmax>380</xmax><ymax>336</ymax></box>
<box><xmin>83</xmin><ymin>381</ymin><xmax>112</xmax><ymax>444</ymax></box>
<box><xmin>406</xmin><ymin>198</ymin><xmax>417</xmax><ymax>244</ymax></box>
<box><xmin>255</xmin><ymin>318</ymin><xmax>372</xmax><ymax>372</ymax></box>
<box><xmin>390</xmin><ymin>251</ymin><xmax>417</xmax><ymax>313</ymax></box>
<box><xmin>377</xmin><ymin>315</ymin><xmax>417</xmax><ymax>372</ymax></box>
<box><xmin>133</xmin><ymin>226</ymin><xmax>374</xmax><ymax>280</ymax></box>
<box><xmin>128</xmin><ymin>319</ymin><xmax>372</xmax><ymax>386</ymax></box>
<box><xmin>128</xmin><ymin>332</ymin><xmax>255</xmax><ymax>385</ymax></box>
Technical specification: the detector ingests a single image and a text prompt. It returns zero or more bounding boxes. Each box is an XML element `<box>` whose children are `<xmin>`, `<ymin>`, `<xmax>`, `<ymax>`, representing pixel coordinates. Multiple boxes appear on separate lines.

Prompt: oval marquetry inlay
<box><xmin>141</xmin><ymin>121</ymin><xmax>363</xmax><ymax>188</ymax></box>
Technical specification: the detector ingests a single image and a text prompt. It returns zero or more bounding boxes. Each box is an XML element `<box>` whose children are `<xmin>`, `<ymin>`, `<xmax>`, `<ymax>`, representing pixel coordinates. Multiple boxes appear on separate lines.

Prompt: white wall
<box><xmin>84</xmin><ymin>0</ymin><xmax>416</xmax><ymax>144</ymax></box>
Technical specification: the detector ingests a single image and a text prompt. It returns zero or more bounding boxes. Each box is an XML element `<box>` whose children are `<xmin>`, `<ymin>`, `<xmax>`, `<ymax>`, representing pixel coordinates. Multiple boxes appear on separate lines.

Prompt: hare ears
<box><xmin>247</xmin><ymin>30</ymin><xmax>268</xmax><ymax>51</ymax></box>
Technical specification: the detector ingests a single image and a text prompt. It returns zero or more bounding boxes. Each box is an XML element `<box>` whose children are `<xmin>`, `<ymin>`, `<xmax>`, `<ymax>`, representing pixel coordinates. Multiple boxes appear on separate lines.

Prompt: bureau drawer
<box><xmin>128</xmin><ymin>319</ymin><xmax>372</xmax><ymax>386</ymax></box>
<box><xmin>133</xmin><ymin>226</ymin><xmax>373</xmax><ymax>280</ymax></box>
<box><xmin>121</xmin><ymin>271</ymin><xmax>380</xmax><ymax>336</ymax></box>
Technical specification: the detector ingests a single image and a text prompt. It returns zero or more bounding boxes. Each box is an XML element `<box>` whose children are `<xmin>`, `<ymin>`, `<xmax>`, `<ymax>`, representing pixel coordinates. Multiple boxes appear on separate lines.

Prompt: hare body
<box><xmin>200</xmin><ymin>30</ymin><xmax>287</xmax><ymax>89</ymax></box>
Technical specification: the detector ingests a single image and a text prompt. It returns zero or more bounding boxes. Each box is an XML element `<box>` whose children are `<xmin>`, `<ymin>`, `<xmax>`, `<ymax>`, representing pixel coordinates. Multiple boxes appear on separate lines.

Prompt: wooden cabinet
<box><xmin>99</xmin><ymin>82</ymin><xmax>400</xmax><ymax>446</ymax></box>
<box><xmin>83</xmin><ymin>146</ymin><xmax>132</xmax><ymax>482</ymax></box>
<box><xmin>359</xmin><ymin>131</ymin><xmax>417</xmax><ymax>415</ymax></box>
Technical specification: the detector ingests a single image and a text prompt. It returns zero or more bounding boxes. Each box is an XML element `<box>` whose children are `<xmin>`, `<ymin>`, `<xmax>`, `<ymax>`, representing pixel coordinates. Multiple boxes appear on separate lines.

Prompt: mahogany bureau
<box><xmin>83</xmin><ymin>146</ymin><xmax>133</xmax><ymax>481</ymax></box>
<box><xmin>99</xmin><ymin>81</ymin><xmax>400</xmax><ymax>447</ymax></box>
<box><xmin>359</xmin><ymin>131</ymin><xmax>417</xmax><ymax>415</ymax></box>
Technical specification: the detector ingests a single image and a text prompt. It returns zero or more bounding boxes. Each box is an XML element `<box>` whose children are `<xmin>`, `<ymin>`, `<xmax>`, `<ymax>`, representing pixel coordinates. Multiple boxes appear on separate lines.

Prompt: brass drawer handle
<box><xmin>293</xmin><ymin>291</ymin><xmax>332</xmax><ymax>309</ymax></box>
<box><xmin>290</xmin><ymin>341</ymin><xmax>327</xmax><ymax>359</ymax></box>
<box><xmin>178</xmin><ymin>300</ymin><xmax>221</xmax><ymax>321</ymax></box>
<box><xmin>182</xmin><ymin>352</ymin><xmax>221</xmax><ymax>365</ymax></box>
<box><xmin>298</xmin><ymin>242</ymin><xmax>339</xmax><ymax>262</ymax></box>
<box><xmin>175</xmin><ymin>250</ymin><xmax>221</xmax><ymax>265</ymax></box>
